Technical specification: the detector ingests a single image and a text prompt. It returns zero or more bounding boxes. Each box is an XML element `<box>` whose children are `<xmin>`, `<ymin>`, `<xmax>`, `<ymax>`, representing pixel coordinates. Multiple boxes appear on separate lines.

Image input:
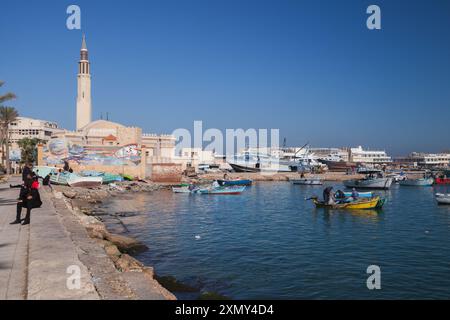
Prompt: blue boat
<box><xmin>342</xmin><ymin>191</ymin><xmax>373</xmax><ymax>198</ymax></box>
<box><xmin>217</xmin><ymin>179</ymin><xmax>253</xmax><ymax>186</ymax></box>
<box><xmin>198</xmin><ymin>186</ymin><xmax>246</xmax><ymax>194</ymax></box>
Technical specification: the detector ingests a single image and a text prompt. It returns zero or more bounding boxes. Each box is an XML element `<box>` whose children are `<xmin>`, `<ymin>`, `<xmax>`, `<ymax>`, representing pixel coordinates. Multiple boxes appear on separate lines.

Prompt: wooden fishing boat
<box><xmin>311</xmin><ymin>196</ymin><xmax>381</xmax><ymax>210</ymax></box>
<box><xmin>435</xmin><ymin>193</ymin><xmax>450</xmax><ymax>205</ymax></box>
<box><xmin>217</xmin><ymin>179</ymin><xmax>253</xmax><ymax>186</ymax></box>
<box><xmin>399</xmin><ymin>178</ymin><xmax>434</xmax><ymax>186</ymax></box>
<box><xmin>291</xmin><ymin>178</ymin><xmax>323</xmax><ymax>185</ymax></box>
<box><xmin>198</xmin><ymin>186</ymin><xmax>246</xmax><ymax>195</ymax></box>
<box><xmin>435</xmin><ymin>178</ymin><xmax>450</xmax><ymax>185</ymax></box>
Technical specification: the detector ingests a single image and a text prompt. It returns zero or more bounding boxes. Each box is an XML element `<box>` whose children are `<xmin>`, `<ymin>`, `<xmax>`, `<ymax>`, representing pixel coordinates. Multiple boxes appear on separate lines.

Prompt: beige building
<box><xmin>7</xmin><ymin>116</ymin><xmax>62</xmax><ymax>165</ymax></box>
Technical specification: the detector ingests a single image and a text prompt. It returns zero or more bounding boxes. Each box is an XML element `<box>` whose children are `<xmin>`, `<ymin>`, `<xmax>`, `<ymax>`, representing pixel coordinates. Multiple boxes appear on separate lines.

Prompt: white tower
<box><xmin>76</xmin><ymin>34</ymin><xmax>92</xmax><ymax>130</ymax></box>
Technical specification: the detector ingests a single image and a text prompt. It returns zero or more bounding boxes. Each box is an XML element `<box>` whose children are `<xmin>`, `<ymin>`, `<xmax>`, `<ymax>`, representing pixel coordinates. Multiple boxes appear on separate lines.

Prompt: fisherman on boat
<box><xmin>323</xmin><ymin>187</ymin><xmax>336</xmax><ymax>205</ymax></box>
<box><xmin>351</xmin><ymin>188</ymin><xmax>359</xmax><ymax>200</ymax></box>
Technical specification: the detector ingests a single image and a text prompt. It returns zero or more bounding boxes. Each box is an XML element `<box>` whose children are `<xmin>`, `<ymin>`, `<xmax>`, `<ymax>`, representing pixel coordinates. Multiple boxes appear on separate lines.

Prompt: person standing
<box><xmin>10</xmin><ymin>175</ymin><xmax>42</xmax><ymax>225</ymax></box>
<box><xmin>22</xmin><ymin>163</ymin><xmax>32</xmax><ymax>182</ymax></box>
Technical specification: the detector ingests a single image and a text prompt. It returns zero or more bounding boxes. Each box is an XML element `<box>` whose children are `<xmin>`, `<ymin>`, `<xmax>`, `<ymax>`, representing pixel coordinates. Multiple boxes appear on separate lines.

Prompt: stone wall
<box><xmin>147</xmin><ymin>163</ymin><xmax>182</xmax><ymax>183</ymax></box>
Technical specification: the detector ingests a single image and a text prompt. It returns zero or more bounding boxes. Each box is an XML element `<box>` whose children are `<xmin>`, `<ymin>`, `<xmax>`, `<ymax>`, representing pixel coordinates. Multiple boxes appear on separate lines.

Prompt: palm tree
<box><xmin>0</xmin><ymin>81</ymin><xmax>18</xmax><ymax>174</ymax></box>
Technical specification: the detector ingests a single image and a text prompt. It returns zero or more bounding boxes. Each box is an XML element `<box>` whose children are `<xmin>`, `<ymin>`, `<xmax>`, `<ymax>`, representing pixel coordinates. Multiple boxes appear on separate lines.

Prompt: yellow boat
<box><xmin>312</xmin><ymin>196</ymin><xmax>381</xmax><ymax>210</ymax></box>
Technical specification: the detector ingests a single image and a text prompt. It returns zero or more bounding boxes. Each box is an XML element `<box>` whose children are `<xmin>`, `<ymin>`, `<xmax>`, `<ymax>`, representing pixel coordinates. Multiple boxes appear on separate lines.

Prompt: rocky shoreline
<box><xmin>53</xmin><ymin>179</ymin><xmax>234</xmax><ymax>300</ymax></box>
<box><xmin>52</xmin><ymin>181</ymin><xmax>176</xmax><ymax>300</ymax></box>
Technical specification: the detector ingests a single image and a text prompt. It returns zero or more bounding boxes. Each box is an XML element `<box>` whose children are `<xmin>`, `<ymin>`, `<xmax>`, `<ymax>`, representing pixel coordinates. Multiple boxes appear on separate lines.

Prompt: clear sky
<box><xmin>1</xmin><ymin>0</ymin><xmax>449</xmax><ymax>155</ymax></box>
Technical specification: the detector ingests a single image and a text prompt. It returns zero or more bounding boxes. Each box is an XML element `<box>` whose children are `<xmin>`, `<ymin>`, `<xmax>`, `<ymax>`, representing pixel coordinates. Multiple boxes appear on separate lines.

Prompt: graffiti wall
<box><xmin>43</xmin><ymin>138</ymin><xmax>142</xmax><ymax>166</ymax></box>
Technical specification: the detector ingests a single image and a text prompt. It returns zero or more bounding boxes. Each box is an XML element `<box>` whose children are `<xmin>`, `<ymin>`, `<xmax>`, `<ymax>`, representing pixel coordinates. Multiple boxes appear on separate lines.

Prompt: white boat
<box><xmin>399</xmin><ymin>177</ymin><xmax>434</xmax><ymax>186</ymax></box>
<box><xmin>228</xmin><ymin>152</ymin><xmax>294</xmax><ymax>172</ymax></box>
<box><xmin>67</xmin><ymin>175</ymin><xmax>103</xmax><ymax>187</ymax></box>
<box><xmin>344</xmin><ymin>173</ymin><xmax>393</xmax><ymax>190</ymax></box>
<box><xmin>172</xmin><ymin>186</ymin><xmax>192</xmax><ymax>193</ymax></box>
<box><xmin>435</xmin><ymin>193</ymin><xmax>450</xmax><ymax>205</ymax></box>
<box><xmin>291</xmin><ymin>178</ymin><xmax>323</xmax><ymax>185</ymax></box>
<box><xmin>48</xmin><ymin>170</ymin><xmax>102</xmax><ymax>187</ymax></box>
<box><xmin>387</xmin><ymin>173</ymin><xmax>407</xmax><ymax>182</ymax></box>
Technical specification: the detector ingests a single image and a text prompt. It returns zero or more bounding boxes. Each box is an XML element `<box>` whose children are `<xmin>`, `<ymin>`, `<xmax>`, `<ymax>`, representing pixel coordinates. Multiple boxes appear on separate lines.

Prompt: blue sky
<box><xmin>1</xmin><ymin>0</ymin><xmax>449</xmax><ymax>155</ymax></box>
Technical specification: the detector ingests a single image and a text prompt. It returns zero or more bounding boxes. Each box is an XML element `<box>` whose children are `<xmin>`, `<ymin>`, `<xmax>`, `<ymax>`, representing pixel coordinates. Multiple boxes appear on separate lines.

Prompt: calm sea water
<box><xmin>104</xmin><ymin>182</ymin><xmax>450</xmax><ymax>299</ymax></box>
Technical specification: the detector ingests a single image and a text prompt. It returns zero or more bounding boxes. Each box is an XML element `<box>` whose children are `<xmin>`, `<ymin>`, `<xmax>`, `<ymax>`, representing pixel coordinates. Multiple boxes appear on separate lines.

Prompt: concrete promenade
<box><xmin>0</xmin><ymin>176</ymin><xmax>98</xmax><ymax>299</ymax></box>
<box><xmin>0</xmin><ymin>176</ymin><xmax>174</xmax><ymax>300</ymax></box>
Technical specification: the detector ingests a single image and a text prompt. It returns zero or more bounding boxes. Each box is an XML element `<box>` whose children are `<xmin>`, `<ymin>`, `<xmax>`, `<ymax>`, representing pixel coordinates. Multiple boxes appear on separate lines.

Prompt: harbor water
<box><xmin>103</xmin><ymin>182</ymin><xmax>450</xmax><ymax>299</ymax></box>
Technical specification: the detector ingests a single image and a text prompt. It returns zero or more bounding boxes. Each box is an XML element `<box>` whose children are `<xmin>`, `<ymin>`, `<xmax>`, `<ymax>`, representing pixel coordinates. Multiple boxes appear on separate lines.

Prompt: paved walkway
<box><xmin>0</xmin><ymin>176</ymin><xmax>174</xmax><ymax>300</ymax></box>
<box><xmin>0</xmin><ymin>177</ymin><xmax>28</xmax><ymax>299</ymax></box>
<box><xmin>0</xmin><ymin>176</ymin><xmax>98</xmax><ymax>299</ymax></box>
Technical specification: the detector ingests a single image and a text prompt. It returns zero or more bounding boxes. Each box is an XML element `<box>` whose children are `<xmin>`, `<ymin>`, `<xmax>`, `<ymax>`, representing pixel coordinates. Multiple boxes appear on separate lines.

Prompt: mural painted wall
<box><xmin>43</xmin><ymin>138</ymin><xmax>142</xmax><ymax>166</ymax></box>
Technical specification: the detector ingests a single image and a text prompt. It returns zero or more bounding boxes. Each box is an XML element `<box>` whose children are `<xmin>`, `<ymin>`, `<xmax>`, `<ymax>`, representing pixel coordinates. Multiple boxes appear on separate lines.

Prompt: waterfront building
<box><xmin>349</xmin><ymin>146</ymin><xmax>392</xmax><ymax>164</ymax></box>
<box><xmin>5</xmin><ymin>116</ymin><xmax>62</xmax><ymax>170</ymax></box>
<box><xmin>172</xmin><ymin>148</ymin><xmax>215</xmax><ymax>171</ymax></box>
<box><xmin>394</xmin><ymin>152</ymin><xmax>450</xmax><ymax>167</ymax></box>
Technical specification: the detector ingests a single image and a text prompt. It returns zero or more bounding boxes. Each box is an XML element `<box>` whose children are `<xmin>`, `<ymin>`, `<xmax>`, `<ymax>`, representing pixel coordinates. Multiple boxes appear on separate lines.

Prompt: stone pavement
<box><xmin>0</xmin><ymin>177</ymin><xmax>28</xmax><ymax>299</ymax></box>
<box><xmin>0</xmin><ymin>176</ymin><xmax>174</xmax><ymax>300</ymax></box>
<box><xmin>0</xmin><ymin>176</ymin><xmax>98</xmax><ymax>299</ymax></box>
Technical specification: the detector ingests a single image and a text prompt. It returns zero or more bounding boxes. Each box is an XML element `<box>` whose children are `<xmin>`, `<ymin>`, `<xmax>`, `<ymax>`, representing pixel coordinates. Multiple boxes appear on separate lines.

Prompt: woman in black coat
<box><xmin>10</xmin><ymin>178</ymin><xmax>42</xmax><ymax>225</ymax></box>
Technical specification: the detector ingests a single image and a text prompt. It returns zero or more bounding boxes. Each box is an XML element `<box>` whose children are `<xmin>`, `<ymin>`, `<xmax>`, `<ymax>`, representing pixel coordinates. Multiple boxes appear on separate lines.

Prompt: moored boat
<box><xmin>344</xmin><ymin>171</ymin><xmax>393</xmax><ymax>190</ymax></box>
<box><xmin>172</xmin><ymin>186</ymin><xmax>192</xmax><ymax>193</ymax></box>
<box><xmin>311</xmin><ymin>196</ymin><xmax>382</xmax><ymax>210</ymax></box>
<box><xmin>291</xmin><ymin>178</ymin><xmax>323</xmax><ymax>185</ymax></box>
<box><xmin>67</xmin><ymin>175</ymin><xmax>103</xmax><ymax>187</ymax></box>
<box><xmin>49</xmin><ymin>172</ymin><xmax>72</xmax><ymax>185</ymax></box>
<box><xmin>217</xmin><ymin>179</ymin><xmax>253</xmax><ymax>186</ymax></box>
<box><xmin>198</xmin><ymin>186</ymin><xmax>246</xmax><ymax>195</ymax></box>
<box><xmin>435</xmin><ymin>178</ymin><xmax>450</xmax><ymax>185</ymax></box>
<box><xmin>342</xmin><ymin>191</ymin><xmax>373</xmax><ymax>198</ymax></box>
<box><xmin>435</xmin><ymin>193</ymin><xmax>450</xmax><ymax>205</ymax></box>
<box><xmin>399</xmin><ymin>177</ymin><xmax>434</xmax><ymax>186</ymax></box>
<box><xmin>318</xmin><ymin>159</ymin><xmax>358</xmax><ymax>172</ymax></box>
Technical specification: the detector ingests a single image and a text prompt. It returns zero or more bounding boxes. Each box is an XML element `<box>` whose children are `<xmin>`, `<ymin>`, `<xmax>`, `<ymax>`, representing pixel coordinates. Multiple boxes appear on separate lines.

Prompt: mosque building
<box><xmin>41</xmin><ymin>35</ymin><xmax>179</xmax><ymax>181</ymax></box>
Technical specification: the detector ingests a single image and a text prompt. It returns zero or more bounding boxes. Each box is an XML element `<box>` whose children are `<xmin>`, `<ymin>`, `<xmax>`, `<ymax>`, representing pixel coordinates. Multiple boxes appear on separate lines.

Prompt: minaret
<box><xmin>76</xmin><ymin>34</ymin><xmax>92</xmax><ymax>130</ymax></box>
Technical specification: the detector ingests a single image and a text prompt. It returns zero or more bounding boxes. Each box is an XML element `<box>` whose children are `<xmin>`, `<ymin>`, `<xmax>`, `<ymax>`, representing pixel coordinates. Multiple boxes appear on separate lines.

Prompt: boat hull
<box><xmin>217</xmin><ymin>179</ymin><xmax>253</xmax><ymax>186</ymax></box>
<box><xmin>172</xmin><ymin>187</ymin><xmax>192</xmax><ymax>193</ymax></box>
<box><xmin>343</xmin><ymin>178</ymin><xmax>393</xmax><ymax>189</ymax></box>
<box><xmin>435</xmin><ymin>178</ymin><xmax>450</xmax><ymax>185</ymax></box>
<box><xmin>199</xmin><ymin>186</ymin><xmax>246</xmax><ymax>195</ymax></box>
<box><xmin>68</xmin><ymin>177</ymin><xmax>103</xmax><ymax>188</ymax></box>
<box><xmin>318</xmin><ymin>159</ymin><xmax>358</xmax><ymax>172</ymax></box>
<box><xmin>291</xmin><ymin>179</ymin><xmax>323</xmax><ymax>185</ymax></box>
<box><xmin>436</xmin><ymin>193</ymin><xmax>450</xmax><ymax>204</ymax></box>
<box><xmin>229</xmin><ymin>163</ymin><xmax>260</xmax><ymax>173</ymax></box>
<box><xmin>399</xmin><ymin>178</ymin><xmax>434</xmax><ymax>186</ymax></box>
<box><xmin>342</xmin><ymin>191</ymin><xmax>373</xmax><ymax>198</ymax></box>
<box><xmin>229</xmin><ymin>163</ymin><xmax>293</xmax><ymax>173</ymax></box>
